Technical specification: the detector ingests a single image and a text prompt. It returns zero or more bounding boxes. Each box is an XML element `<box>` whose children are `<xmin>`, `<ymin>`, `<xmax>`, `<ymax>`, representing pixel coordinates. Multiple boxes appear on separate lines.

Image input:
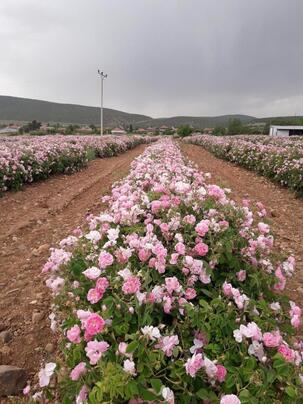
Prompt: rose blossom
<box><xmin>70</xmin><ymin>362</ymin><xmax>87</xmax><ymax>381</ymax></box>
<box><xmin>76</xmin><ymin>385</ymin><xmax>88</xmax><ymax>404</ymax></box>
<box><xmin>123</xmin><ymin>359</ymin><xmax>136</xmax><ymax>375</ymax></box>
<box><xmin>87</xmin><ymin>288</ymin><xmax>102</xmax><ymax>304</ymax></box>
<box><xmin>82</xmin><ymin>266</ymin><xmax>101</xmax><ymax>280</ymax></box>
<box><xmin>98</xmin><ymin>251</ymin><xmax>114</xmax><ymax>269</ymax></box>
<box><xmin>122</xmin><ymin>276</ymin><xmax>141</xmax><ymax>294</ymax></box>
<box><xmin>185</xmin><ymin>353</ymin><xmax>204</xmax><ymax>377</ymax></box>
<box><xmin>85</xmin><ymin>340</ymin><xmax>109</xmax><ymax>365</ymax></box>
<box><xmin>194</xmin><ymin>242</ymin><xmax>209</xmax><ymax>256</ymax></box>
<box><xmin>220</xmin><ymin>394</ymin><xmax>241</xmax><ymax>404</ymax></box>
<box><xmin>165</xmin><ymin>276</ymin><xmax>181</xmax><ymax>294</ymax></box>
<box><xmin>161</xmin><ymin>386</ymin><xmax>175</xmax><ymax>404</ymax></box>
<box><xmin>278</xmin><ymin>344</ymin><xmax>295</xmax><ymax>362</ymax></box>
<box><xmin>96</xmin><ymin>277</ymin><xmax>109</xmax><ymax>294</ymax></box>
<box><xmin>85</xmin><ymin>313</ymin><xmax>106</xmax><ymax>336</ymax></box>
<box><xmin>263</xmin><ymin>331</ymin><xmax>282</xmax><ymax>348</ymax></box>
<box><xmin>185</xmin><ymin>288</ymin><xmax>197</xmax><ymax>300</ymax></box>
<box><xmin>156</xmin><ymin>335</ymin><xmax>179</xmax><ymax>356</ymax></box>
<box><xmin>195</xmin><ymin>220</ymin><xmax>209</xmax><ymax>237</ymax></box>
<box><xmin>216</xmin><ymin>364</ymin><xmax>227</xmax><ymax>383</ymax></box>
<box><xmin>236</xmin><ymin>270</ymin><xmax>246</xmax><ymax>282</ymax></box>
<box><xmin>38</xmin><ymin>362</ymin><xmax>56</xmax><ymax>387</ymax></box>
<box><xmin>67</xmin><ymin>324</ymin><xmax>81</xmax><ymax>344</ymax></box>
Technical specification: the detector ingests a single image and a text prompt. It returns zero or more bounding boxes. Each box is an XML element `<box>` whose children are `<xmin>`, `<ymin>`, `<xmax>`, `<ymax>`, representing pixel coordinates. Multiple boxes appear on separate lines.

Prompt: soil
<box><xmin>181</xmin><ymin>143</ymin><xmax>303</xmax><ymax>307</ymax></box>
<box><xmin>0</xmin><ymin>144</ymin><xmax>146</xmax><ymax>395</ymax></box>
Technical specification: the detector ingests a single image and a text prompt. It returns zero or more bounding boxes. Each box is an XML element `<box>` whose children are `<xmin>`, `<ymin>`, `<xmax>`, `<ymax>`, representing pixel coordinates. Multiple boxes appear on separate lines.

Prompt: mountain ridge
<box><xmin>0</xmin><ymin>95</ymin><xmax>257</xmax><ymax>128</ymax></box>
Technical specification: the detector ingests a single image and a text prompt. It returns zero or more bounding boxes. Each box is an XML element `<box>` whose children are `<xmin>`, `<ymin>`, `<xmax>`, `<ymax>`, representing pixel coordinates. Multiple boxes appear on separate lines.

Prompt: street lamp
<box><xmin>97</xmin><ymin>70</ymin><xmax>107</xmax><ymax>135</ymax></box>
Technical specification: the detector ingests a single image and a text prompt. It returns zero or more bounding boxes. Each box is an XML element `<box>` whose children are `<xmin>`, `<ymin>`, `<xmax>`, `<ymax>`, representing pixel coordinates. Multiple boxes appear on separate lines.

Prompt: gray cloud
<box><xmin>0</xmin><ymin>0</ymin><xmax>303</xmax><ymax>118</ymax></box>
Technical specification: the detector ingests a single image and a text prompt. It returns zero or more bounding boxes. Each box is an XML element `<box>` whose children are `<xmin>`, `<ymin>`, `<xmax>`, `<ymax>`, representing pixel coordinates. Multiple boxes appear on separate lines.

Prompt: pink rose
<box><xmin>138</xmin><ymin>249</ymin><xmax>151</xmax><ymax>262</ymax></box>
<box><xmin>278</xmin><ymin>344</ymin><xmax>295</xmax><ymax>362</ymax></box>
<box><xmin>175</xmin><ymin>242</ymin><xmax>186</xmax><ymax>255</ymax></box>
<box><xmin>165</xmin><ymin>276</ymin><xmax>181</xmax><ymax>294</ymax></box>
<box><xmin>194</xmin><ymin>242</ymin><xmax>209</xmax><ymax>256</ymax></box>
<box><xmin>85</xmin><ymin>313</ymin><xmax>105</xmax><ymax>336</ymax></box>
<box><xmin>85</xmin><ymin>340</ymin><xmax>109</xmax><ymax>365</ymax></box>
<box><xmin>185</xmin><ymin>353</ymin><xmax>204</xmax><ymax>377</ymax></box>
<box><xmin>216</xmin><ymin>364</ymin><xmax>227</xmax><ymax>383</ymax></box>
<box><xmin>98</xmin><ymin>251</ymin><xmax>114</xmax><ymax>269</ymax></box>
<box><xmin>76</xmin><ymin>385</ymin><xmax>88</xmax><ymax>403</ymax></box>
<box><xmin>70</xmin><ymin>362</ymin><xmax>87</xmax><ymax>381</ymax></box>
<box><xmin>67</xmin><ymin>324</ymin><xmax>81</xmax><ymax>344</ymax></box>
<box><xmin>87</xmin><ymin>288</ymin><xmax>102</xmax><ymax>304</ymax></box>
<box><xmin>236</xmin><ymin>270</ymin><xmax>246</xmax><ymax>282</ymax></box>
<box><xmin>151</xmin><ymin>200</ymin><xmax>162</xmax><ymax>213</ymax></box>
<box><xmin>185</xmin><ymin>288</ymin><xmax>197</xmax><ymax>300</ymax></box>
<box><xmin>222</xmin><ymin>282</ymin><xmax>233</xmax><ymax>297</ymax></box>
<box><xmin>291</xmin><ymin>315</ymin><xmax>301</xmax><ymax>328</ymax></box>
<box><xmin>263</xmin><ymin>331</ymin><xmax>282</xmax><ymax>348</ymax></box>
<box><xmin>183</xmin><ymin>215</ymin><xmax>196</xmax><ymax>225</ymax></box>
<box><xmin>122</xmin><ymin>276</ymin><xmax>141</xmax><ymax>294</ymax></box>
<box><xmin>195</xmin><ymin>220</ymin><xmax>209</xmax><ymax>237</ymax></box>
<box><xmin>156</xmin><ymin>335</ymin><xmax>179</xmax><ymax>357</ymax></box>
<box><xmin>96</xmin><ymin>277</ymin><xmax>109</xmax><ymax>294</ymax></box>
<box><xmin>258</xmin><ymin>222</ymin><xmax>270</xmax><ymax>234</ymax></box>
<box><xmin>274</xmin><ymin>268</ymin><xmax>286</xmax><ymax>291</ymax></box>
<box><xmin>82</xmin><ymin>266</ymin><xmax>101</xmax><ymax>280</ymax></box>
<box><xmin>220</xmin><ymin>394</ymin><xmax>241</xmax><ymax>404</ymax></box>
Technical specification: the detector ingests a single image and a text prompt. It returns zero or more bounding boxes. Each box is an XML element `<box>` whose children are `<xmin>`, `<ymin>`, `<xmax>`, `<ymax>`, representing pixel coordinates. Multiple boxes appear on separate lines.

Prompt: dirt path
<box><xmin>0</xmin><ymin>145</ymin><xmax>146</xmax><ymax>390</ymax></box>
<box><xmin>181</xmin><ymin>143</ymin><xmax>303</xmax><ymax>305</ymax></box>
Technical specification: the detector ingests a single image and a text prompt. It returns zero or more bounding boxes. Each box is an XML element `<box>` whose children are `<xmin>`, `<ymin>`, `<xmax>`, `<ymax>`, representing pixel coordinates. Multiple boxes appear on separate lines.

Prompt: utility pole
<box><xmin>97</xmin><ymin>70</ymin><xmax>107</xmax><ymax>135</ymax></box>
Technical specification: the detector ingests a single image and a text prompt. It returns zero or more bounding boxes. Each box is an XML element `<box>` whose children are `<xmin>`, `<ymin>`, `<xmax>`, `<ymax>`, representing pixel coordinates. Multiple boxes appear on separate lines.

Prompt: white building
<box><xmin>111</xmin><ymin>127</ymin><xmax>127</xmax><ymax>135</ymax></box>
<box><xmin>269</xmin><ymin>125</ymin><xmax>303</xmax><ymax>136</ymax></box>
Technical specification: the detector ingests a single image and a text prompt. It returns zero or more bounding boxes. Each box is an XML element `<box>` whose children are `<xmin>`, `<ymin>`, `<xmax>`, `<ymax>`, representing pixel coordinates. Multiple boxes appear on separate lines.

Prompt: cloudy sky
<box><xmin>0</xmin><ymin>0</ymin><xmax>302</xmax><ymax>118</ymax></box>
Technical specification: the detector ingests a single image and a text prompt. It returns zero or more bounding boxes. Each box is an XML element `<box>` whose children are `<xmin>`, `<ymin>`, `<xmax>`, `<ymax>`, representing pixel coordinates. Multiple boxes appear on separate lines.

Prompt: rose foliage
<box><xmin>185</xmin><ymin>135</ymin><xmax>303</xmax><ymax>196</ymax></box>
<box><xmin>0</xmin><ymin>134</ymin><xmax>155</xmax><ymax>193</ymax></box>
<box><xmin>38</xmin><ymin>139</ymin><xmax>303</xmax><ymax>403</ymax></box>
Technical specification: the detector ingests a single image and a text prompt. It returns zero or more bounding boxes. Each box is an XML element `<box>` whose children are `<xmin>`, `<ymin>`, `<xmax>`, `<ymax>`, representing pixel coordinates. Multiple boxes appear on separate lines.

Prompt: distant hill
<box><xmin>255</xmin><ymin>116</ymin><xmax>303</xmax><ymax>124</ymax></box>
<box><xmin>0</xmin><ymin>96</ymin><xmax>151</xmax><ymax>127</ymax></box>
<box><xmin>136</xmin><ymin>114</ymin><xmax>256</xmax><ymax>129</ymax></box>
<box><xmin>0</xmin><ymin>95</ymin><xmax>258</xmax><ymax>128</ymax></box>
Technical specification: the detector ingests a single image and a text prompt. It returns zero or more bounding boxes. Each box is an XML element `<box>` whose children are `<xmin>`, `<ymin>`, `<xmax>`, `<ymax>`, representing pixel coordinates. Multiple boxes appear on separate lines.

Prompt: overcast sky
<box><xmin>0</xmin><ymin>0</ymin><xmax>303</xmax><ymax>118</ymax></box>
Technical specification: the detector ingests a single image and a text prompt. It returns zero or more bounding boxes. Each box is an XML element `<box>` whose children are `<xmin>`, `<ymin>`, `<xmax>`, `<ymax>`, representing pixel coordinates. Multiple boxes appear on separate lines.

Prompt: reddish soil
<box><xmin>0</xmin><ymin>145</ymin><xmax>146</xmax><ymax>396</ymax></box>
<box><xmin>181</xmin><ymin>143</ymin><xmax>303</xmax><ymax>307</ymax></box>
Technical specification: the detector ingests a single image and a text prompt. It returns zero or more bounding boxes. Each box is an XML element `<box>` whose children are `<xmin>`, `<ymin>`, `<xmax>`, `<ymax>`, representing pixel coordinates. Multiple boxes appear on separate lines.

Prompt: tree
<box><xmin>163</xmin><ymin>128</ymin><xmax>174</xmax><ymax>136</ymax></box>
<box><xmin>177</xmin><ymin>125</ymin><xmax>193</xmax><ymax>137</ymax></box>
<box><xmin>129</xmin><ymin>124</ymin><xmax>133</xmax><ymax>133</ymax></box>
<box><xmin>227</xmin><ymin>118</ymin><xmax>243</xmax><ymax>135</ymax></box>
<box><xmin>21</xmin><ymin>120</ymin><xmax>41</xmax><ymax>133</ymax></box>
<box><xmin>213</xmin><ymin>126</ymin><xmax>226</xmax><ymax>136</ymax></box>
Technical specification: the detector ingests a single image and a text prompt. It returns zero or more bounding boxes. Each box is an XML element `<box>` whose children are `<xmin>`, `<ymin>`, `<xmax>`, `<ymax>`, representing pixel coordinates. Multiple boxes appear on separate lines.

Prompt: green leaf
<box><xmin>150</xmin><ymin>378</ymin><xmax>162</xmax><ymax>393</ymax></box>
<box><xmin>140</xmin><ymin>388</ymin><xmax>159</xmax><ymax>400</ymax></box>
<box><xmin>199</xmin><ymin>299</ymin><xmax>210</xmax><ymax>310</ymax></box>
<box><xmin>285</xmin><ymin>386</ymin><xmax>297</xmax><ymax>398</ymax></box>
<box><xmin>126</xmin><ymin>340</ymin><xmax>139</xmax><ymax>353</ymax></box>
<box><xmin>239</xmin><ymin>389</ymin><xmax>251</xmax><ymax>403</ymax></box>
<box><xmin>196</xmin><ymin>388</ymin><xmax>209</xmax><ymax>399</ymax></box>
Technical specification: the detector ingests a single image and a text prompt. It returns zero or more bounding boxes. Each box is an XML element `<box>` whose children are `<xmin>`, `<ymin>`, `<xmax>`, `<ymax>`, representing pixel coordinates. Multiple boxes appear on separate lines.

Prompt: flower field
<box><xmin>185</xmin><ymin>135</ymin><xmax>303</xmax><ymax>195</ymax></box>
<box><xmin>33</xmin><ymin>139</ymin><xmax>303</xmax><ymax>403</ymax></box>
<box><xmin>0</xmin><ymin>135</ymin><xmax>154</xmax><ymax>194</ymax></box>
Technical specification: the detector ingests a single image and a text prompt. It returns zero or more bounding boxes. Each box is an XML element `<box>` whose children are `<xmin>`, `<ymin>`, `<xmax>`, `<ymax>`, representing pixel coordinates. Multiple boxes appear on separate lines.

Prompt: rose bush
<box><xmin>34</xmin><ymin>139</ymin><xmax>303</xmax><ymax>403</ymax></box>
<box><xmin>0</xmin><ymin>134</ymin><xmax>155</xmax><ymax>193</ymax></box>
<box><xmin>185</xmin><ymin>135</ymin><xmax>303</xmax><ymax>195</ymax></box>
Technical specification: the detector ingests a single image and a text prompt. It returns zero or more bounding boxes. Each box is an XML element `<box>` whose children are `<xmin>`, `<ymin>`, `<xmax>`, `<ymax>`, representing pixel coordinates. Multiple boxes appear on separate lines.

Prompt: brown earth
<box><xmin>181</xmin><ymin>143</ymin><xmax>303</xmax><ymax>306</ymax></box>
<box><xmin>0</xmin><ymin>144</ymin><xmax>146</xmax><ymax>398</ymax></box>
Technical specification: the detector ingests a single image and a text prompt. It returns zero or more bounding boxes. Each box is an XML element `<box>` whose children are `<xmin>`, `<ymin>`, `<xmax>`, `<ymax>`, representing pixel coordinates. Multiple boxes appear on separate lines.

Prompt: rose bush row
<box><xmin>0</xmin><ymin>135</ymin><xmax>155</xmax><ymax>193</ymax></box>
<box><xmin>32</xmin><ymin>139</ymin><xmax>303</xmax><ymax>403</ymax></box>
<box><xmin>185</xmin><ymin>135</ymin><xmax>303</xmax><ymax>195</ymax></box>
